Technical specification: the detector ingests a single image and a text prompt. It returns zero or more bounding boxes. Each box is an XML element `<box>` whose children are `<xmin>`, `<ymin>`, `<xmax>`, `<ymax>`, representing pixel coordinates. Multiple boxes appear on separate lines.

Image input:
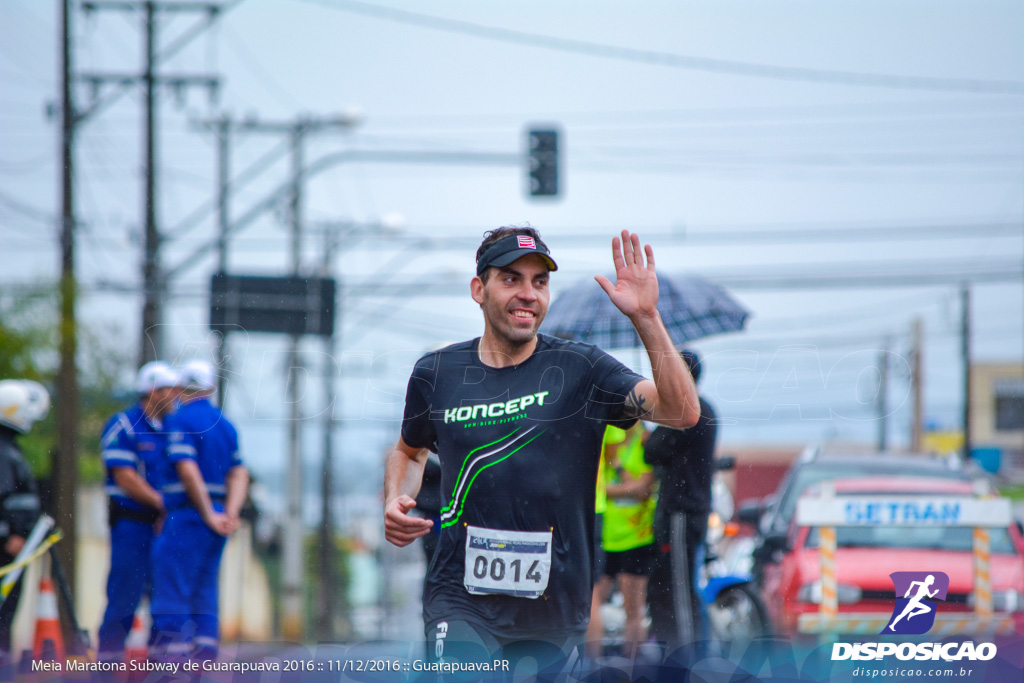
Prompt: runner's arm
<box><xmin>595</xmin><ymin>231</ymin><xmax>699</xmax><ymax>429</ymax></box>
<box><xmin>384</xmin><ymin>436</ymin><xmax>434</xmax><ymax>547</ymax></box>
<box><xmin>111</xmin><ymin>466</ymin><xmax>164</xmax><ymax>511</ymax></box>
<box><xmin>629</xmin><ymin>338</ymin><xmax>699</xmax><ymax>429</ymax></box>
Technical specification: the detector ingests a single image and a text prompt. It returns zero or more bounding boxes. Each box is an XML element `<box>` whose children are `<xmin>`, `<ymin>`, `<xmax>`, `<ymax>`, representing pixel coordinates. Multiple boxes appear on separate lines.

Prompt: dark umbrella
<box><xmin>541</xmin><ymin>273</ymin><xmax>749</xmax><ymax>348</ymax></box>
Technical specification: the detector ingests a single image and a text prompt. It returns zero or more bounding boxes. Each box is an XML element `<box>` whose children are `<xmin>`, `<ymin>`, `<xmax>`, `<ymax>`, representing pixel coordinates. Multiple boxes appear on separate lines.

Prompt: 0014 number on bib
<box><xmin>463</xmin><ymin>526</ymin><xmax>552</xmax><ymax>599</ymax></box>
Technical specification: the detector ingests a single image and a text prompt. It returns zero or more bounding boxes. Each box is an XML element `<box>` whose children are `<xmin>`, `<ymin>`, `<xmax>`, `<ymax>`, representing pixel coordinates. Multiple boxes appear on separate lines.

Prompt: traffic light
<box><xmin>527</xmin><ymin>128</ymin><xmax>559</xmax><ymax>197</ymax></box>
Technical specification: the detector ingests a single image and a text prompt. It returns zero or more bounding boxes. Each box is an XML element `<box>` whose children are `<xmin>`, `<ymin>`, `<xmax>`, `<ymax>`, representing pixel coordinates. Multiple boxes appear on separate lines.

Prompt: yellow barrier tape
<box><xmin>0</xmin><ymin>531</ymin><xmax>63</xmax><ymax>580</ymax></box>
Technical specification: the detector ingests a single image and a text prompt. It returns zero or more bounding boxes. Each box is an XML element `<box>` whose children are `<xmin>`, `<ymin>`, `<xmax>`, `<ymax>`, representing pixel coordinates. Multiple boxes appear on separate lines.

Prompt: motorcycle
<box><xmin>699</xmin><ymin>456</ymin><xmax>772</xmax><ymax>651</ymax></box>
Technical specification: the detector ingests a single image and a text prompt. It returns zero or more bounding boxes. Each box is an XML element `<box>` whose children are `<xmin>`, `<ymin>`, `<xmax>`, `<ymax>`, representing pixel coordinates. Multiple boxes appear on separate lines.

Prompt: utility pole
<box><xmin>284</xmin><ymin>122</ymin><xmax>305</xmax><ymax>642</ymax></box>
<box><xmin>192</xmin><ymin>114</ymin><xmax>233</xmax><ymax>399</ymax></box>
<box><xmin>55</xmin><ymin>0</ymin><xmax>80</xmax><ymax>598</ymax></box>
<box><xmin>961</xmin><ymin>284</ymin><xmax>972</xmax><ymax>459</ymax></box>
<box><xmin>876</xmin><ymin>336</ymin><xmax>890</xmax><ymax>452</ymax></box>
<box><xmin>317</xmin><ymin>227</ymin><xmax>339</xmax><ymax>641</ymax></box>
<box><xmin>49</xmin><ymin>0</ymin><xmax>225</xmax><ymax>598</ymax></box>
<box><xmin>308</xmin><ymin>217</ymin><xmax>396</xmax><ymax>641</ymax></box>
<box><xmin>216</xmin><ymin>113</ymin><xmax>230</xmax><ymax>399</ymax></box>
<box><xmin>79</xmin><ymin>1</ymin><xmax>220</xmax><ymax>366</ymax></box>
<box><xmin>911</xmin><ymin>318</ymin><xmax>924</xmax><ymax>452</ymax></box>
<box><xmin>141</xmin><ymin>1</ymin><xmax>158</xmax><ymax>365</ymax></box>
<box><xmin>220</xmin><ymin>114</ymin><xmax>359</xmax><ymax>640</ymax></box>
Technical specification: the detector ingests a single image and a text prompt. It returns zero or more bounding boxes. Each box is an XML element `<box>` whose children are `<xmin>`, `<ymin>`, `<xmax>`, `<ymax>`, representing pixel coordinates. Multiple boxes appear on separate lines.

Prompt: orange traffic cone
<box><xmin>124</xmin><ymin>609</ymin><xmax>149</xmax><ymax>666</ymax></box>
<box><xmin>32</xmin><ymin>578</ymin><xmax>63</xmax><ymax>661</ymax></box>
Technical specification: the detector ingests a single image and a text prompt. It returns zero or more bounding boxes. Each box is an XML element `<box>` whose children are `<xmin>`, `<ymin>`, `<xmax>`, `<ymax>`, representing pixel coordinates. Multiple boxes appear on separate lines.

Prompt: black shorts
<box><xmin>425</xmin><ymin>619</ymin><xmax>583</xmax><ymax>682</ymax></box>
<box><xmin>603</xmin><ymin>543</ymin><xmax>655</xmax><ymax>578</ymax></box>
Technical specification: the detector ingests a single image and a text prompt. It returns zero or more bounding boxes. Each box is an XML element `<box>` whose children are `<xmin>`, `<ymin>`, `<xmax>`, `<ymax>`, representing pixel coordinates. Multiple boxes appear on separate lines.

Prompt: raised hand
<box><xmin>594</xmin><ymin>230</ymin><xmax>659</xmax><ymax>320</ymax></box>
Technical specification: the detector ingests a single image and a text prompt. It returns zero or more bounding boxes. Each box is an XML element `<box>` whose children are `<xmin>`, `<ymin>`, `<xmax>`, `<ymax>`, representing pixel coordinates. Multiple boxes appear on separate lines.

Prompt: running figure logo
<box><xmin>883</xmin><ymin>571</ymin><xmax>949</xmax><ymax>635</ymax></box>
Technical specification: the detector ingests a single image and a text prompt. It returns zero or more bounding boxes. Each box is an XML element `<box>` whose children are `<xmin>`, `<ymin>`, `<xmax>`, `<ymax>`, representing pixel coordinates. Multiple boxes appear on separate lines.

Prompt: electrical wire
<box><xmin>220</xmin><ymin>23</ymin><xmax>304</xmax><ymax>110</ymax></box>
<box><xmin>365</xmin><ymin>98</ymin><xmax>1024</xmax><ymax>129</ymax></box>
<box><xmin>166</xmin><ymin>134</ymin><xmax>291</xmax><ymax>241</ymax></box>
<box><xmin>74</xmin><ymin>0</ymin><xmax>246</xmax><ymax>126</ymax></box>
<box><xmin>569</xmin><ymin>157</ymin><xmax>1021</xmax><ymax>183</ymax></box>
<box><xmin>748</xmin><ymin>292</ymin><xmax>949</xmax><ymax>333</ymax></box>
<box><xmin>298</xmin><ymin>0</ymin><xmax>1024</xmax><ymax>95</ymax></box>
<box><xmin>581</xmin><ymin>146</ymin><xmax>1024</xmax><ymax>168</ymax></box>
<box><xmin>0</xmin><ymin>190</ymin><xmax>56</xmax><ymax>226</ymax></box>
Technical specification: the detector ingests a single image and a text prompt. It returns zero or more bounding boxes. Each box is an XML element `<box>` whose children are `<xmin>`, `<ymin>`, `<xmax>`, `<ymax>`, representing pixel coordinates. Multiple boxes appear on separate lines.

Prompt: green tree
<box><xmin>1</xmin><ymin>285</ymin><xmax>130</xmax><ymax>481</ymax></box>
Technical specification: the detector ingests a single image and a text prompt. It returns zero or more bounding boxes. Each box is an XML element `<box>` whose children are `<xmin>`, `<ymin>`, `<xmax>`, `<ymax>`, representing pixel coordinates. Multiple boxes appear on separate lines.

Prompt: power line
<box><xmin>582</xmin><ymin>147</ymin><xmax>1024</xmax><ymax>168</ymax></box>
<box><xmin>74</xmin><ymin>0</ymin><xmax>243</xmax><ymax>125</ymax></box>
<box><xmin>345</xmin><ymin>221</ymin><xmax>1024</xmax><ymax>247</ymax></box>
<box><xmin>0</xmin><ymin>151</ymin><xmax>53</xmax><ymax>173</ymax></box>
<box><xmin>21</xmin><ymin>256</ymin><xmax>1020</xmax><ymax>298</ymax></box>
<box><xmin>78</xmin><ymin>0</ymin><xmax>225</xmax><ymax>365</ymax></box>
<box><xmin>0</xmin><ymin>190</ymin><xmax>56</xmax><ymax>225</ymax></box>
<box><xmin>163</xmin><ymin>147</ymin><xmax>519</xmax><ymax>279</ymax></box>
<box><xmin>361</xmin><ymin>120</ymin><xmax>1024</xmax><ymax>153</ymax></box>
<box><xmin>166</xmin><ymin>134</ymin><xmax>291</xmax><ymax>242</ymax></box>
<box><xmin>566</xmin><ymin>160</ymin><xmax>1021</xmax><ymax>184</ymax></box>
<box><xmin>162</xmin><ymin>145</ymin><xmax>1024</xmax><ymax>276</ymax></box>
<box><xmin>300</xmin><ymin>0</ymin><xmax>1024</xmax><ymax>95</ymax></box>
<box><xmin>220</xmin><ymin>23</ymin><xmax>304</xmax><ymax>109</ymax></box>
<box><xmin>571</xmin><ymin>157</ymin><xmax>1022</xmax><ymax>179</ymax></box>
<box><xmin>748</xmin><ymin>292</ymin><xmax>950</xmax><ymax>333</ymax></box>
<box><xmin>336</xmin><ymin>259</ymin><xmax>1024</xmax><ymax>294</ymax></box>
<box><xmin>365</xmin><ymin>99</ymin><xmax>1024</xmax><ymax>129</ymax></box>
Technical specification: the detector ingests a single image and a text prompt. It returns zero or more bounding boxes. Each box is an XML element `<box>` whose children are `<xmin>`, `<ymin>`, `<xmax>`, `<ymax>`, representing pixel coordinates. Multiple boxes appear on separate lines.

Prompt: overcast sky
<box><xmin>2</xmin><ymin>1</ymin><xmax>1023</xmax><ymax>500</ymax></box>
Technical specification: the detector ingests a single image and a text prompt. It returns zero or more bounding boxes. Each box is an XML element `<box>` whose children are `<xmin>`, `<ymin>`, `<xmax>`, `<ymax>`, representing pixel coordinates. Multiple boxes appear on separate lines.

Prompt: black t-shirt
<box><xmin>644</xmin><ymin>396</ymin><xmax>717</xmax><ymax>542</ymax></box>
<box><xmin>417</xmin><ymin>455</ymin><xmax>443</xmax><ymax>517</ymax></box>
<box><xmin>401</xmin><ymin>334</ymin><xmax>644</xmax><ymax>637</ymax></box>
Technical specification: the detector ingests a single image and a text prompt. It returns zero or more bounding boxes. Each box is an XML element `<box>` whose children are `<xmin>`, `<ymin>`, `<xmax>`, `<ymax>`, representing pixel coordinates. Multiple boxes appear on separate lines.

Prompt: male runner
<box><xmin>384</xmin><ymin>227</ymin><xmax>699</xmax><ymax>675</ymax></box>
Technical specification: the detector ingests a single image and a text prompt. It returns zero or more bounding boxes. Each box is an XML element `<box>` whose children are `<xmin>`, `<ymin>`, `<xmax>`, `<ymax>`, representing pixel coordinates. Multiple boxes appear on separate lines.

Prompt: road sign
<box><xmin>796</xmin><ymin>496</ymin><xmax>1012</xmax><ymax>527</ymax></box>
<box><xmin>209</xmin><ymin>273</ymin><xmax>336</xmax><ymax>337</ymax></box>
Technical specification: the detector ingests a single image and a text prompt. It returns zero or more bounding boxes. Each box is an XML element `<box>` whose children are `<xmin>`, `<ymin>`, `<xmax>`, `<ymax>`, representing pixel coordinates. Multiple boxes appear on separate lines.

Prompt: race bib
<box><xmin>463</xmin><ymin>526</ymin><xmax>552</xmax><ymax>599</ymax></box>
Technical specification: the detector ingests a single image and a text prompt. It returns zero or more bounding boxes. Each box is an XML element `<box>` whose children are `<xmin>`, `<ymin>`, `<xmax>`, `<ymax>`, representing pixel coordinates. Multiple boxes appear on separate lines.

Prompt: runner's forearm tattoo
<box><xmin>622</xmin><ymin>386</ymin><xmax>654</xmax><ymax>418</ymax></box>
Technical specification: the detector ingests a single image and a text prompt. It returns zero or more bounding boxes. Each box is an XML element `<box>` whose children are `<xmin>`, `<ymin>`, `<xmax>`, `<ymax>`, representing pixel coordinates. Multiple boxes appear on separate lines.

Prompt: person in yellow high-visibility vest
<box><xmin>587</xmin><ymin>422</ymin><xmax>654</xmax><ymax>659</ymax></box>
<box><xmin>586</xmin><ymin>425</ymin><xmax>627</xmax><ymax>658</ymax></box>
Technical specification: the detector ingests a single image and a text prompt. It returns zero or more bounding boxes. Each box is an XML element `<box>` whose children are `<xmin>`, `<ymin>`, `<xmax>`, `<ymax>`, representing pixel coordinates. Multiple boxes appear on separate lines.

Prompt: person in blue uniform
<box><xmin>384</xmin><ymin>227</ymin><xmax>700</xmax><ymax>678</ymax></box>
<box><xmin>97</xmin><ymin>361</ymin><xmax>179</xmax><ymax>663</ymax></box>
<box><xmin>150</xmin><ymin>360</ymin><xmax>248</xmax><ymax>662</ymax></box>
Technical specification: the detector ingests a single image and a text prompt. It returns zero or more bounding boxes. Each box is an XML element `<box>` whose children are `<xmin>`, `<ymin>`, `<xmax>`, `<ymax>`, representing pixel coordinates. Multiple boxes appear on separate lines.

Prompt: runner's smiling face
<box><xmin>472</xmin><ymin>254</ymin><xmax>551</xmax><ymax>347</ymax></box>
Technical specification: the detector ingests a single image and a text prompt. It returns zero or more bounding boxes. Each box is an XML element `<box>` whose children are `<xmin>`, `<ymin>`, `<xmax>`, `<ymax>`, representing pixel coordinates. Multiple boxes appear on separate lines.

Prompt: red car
<box><xmin>762</xmin><ymin>476</ymin><xmax>1024</xmax><ymax>637</ymax></box>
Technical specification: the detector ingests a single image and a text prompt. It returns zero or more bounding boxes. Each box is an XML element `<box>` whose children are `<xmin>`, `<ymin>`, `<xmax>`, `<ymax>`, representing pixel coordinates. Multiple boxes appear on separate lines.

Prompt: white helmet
<box><xmin>135</xmin><ymin>361</ymin><xmax>178</xmax><ymax>395</ymax></box>
<box><xmin>0</xmin><ymin>379</ymin><xmax>51</xmax><ymax>434</ymax></box>
<box><xmin>176</xmin><ymin>359</ymin><xmax>217</xmax><ymax>392</ymax></box>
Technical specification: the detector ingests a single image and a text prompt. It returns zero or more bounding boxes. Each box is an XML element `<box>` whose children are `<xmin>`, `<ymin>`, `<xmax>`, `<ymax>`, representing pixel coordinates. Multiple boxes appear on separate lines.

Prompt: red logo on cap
<box><xmin>517</xmin><ymin>236</ymin><xmax>536</xmax><ymax>249</ymax></box>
